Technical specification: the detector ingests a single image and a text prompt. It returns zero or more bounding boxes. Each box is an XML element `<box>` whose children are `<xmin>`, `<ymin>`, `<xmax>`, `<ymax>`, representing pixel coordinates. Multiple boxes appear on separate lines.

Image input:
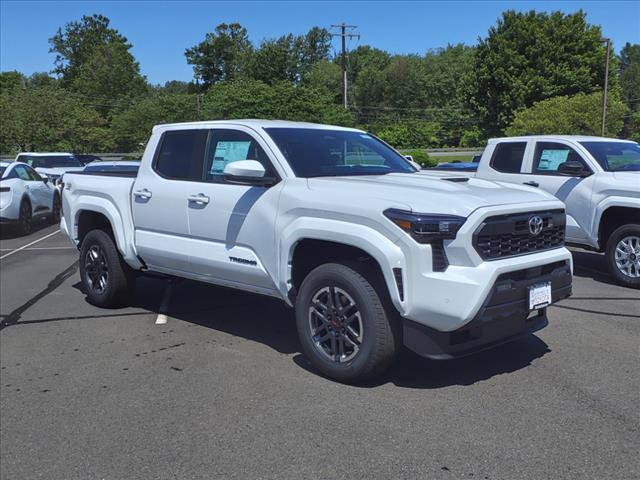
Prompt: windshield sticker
<box><xmin>538</xmin><ymin>149</ymin><xmax>570</xmax><ymax>171</ymax></box>
<box><xmin>210</xmin><ymin>141</ymin><xmax>251</xmax><ymax>174</ymax></box>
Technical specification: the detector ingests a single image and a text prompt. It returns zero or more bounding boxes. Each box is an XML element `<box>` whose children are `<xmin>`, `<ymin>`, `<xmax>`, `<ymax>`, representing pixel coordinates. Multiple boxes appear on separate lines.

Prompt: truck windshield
<box><xmin>264</xmin><ymin>128</ymin><xmax>417</xmax><ymax>177</ymax></box>
<box><xmin>580</xmin><ymin>142</ymin><xmax>640</xmax><ymax>172</ymax></box>
<box><xmin>32</xmin><ymin>156</ymin><xmax>82</xmax><ymax>168</ymax></box>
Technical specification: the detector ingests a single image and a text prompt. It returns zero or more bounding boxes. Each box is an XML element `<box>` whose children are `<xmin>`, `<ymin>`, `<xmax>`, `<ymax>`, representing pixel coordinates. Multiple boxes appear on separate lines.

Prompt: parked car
<box><xmin>432</xmin><ymin>153</ymin><xmax>483</xmax><ymax>172</ymax></box>
<box><xmin>419</xmin><ymin>136</ymin><xmax>640</xmax><ymax>287</ymax></box>
<box><xmin>75</xmin><ymin>154</ymin><xmax>103</xmax><ymax>165</ymax></box>
<box><xmin>0</xmin><ymin>161</ymin><xmax>61</xmax><ymax>234</ymax></box>
<box><xmin>83</xmin><ymin>160</ymin><xmax>141</xmax><ymax>174</ymax></box>
<box><xmin>15</xmin><ymin>152</ymin><xmax>84</xmax><ymax>187</ymax></box>
<box><xmin>61</xmin><ymin>120</ymin><xmax>572</xmax><ymax>383</ymax></box>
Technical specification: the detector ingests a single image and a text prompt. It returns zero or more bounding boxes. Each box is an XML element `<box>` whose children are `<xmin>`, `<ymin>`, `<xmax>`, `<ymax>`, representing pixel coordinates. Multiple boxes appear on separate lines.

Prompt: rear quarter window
<box><xmin>490</xmin><ymin>142</ymin><xmax>527</xmax><ymax>173</ymax></box>
<box><xmin>153</xmin><ymin>130</ymin><xmax>208</xmax><ymax>181</ymax></box>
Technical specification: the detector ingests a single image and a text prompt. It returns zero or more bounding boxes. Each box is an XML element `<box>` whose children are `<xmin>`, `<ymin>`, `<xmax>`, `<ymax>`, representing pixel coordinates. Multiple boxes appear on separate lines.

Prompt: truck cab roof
<box><xmin>488</xmin><ymin>135</ymin><xmax>637</xmax><ymax>144</ymax></box>
<box><xmin>152</xmin><ymin>119</ymin><xmax>364</xmax><ymax>134</ymax></box>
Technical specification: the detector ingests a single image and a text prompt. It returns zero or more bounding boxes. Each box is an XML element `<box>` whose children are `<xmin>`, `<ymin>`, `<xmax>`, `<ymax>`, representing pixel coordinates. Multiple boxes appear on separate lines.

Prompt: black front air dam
<box><xmin>403</xmin><ymin>260</ymin><xmax>572</xmax><ymax>360</ymax></box>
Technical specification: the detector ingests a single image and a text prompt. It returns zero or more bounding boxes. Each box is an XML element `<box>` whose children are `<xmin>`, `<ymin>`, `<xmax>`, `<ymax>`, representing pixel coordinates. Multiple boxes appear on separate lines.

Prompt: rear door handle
<box><xmin>188</xmin><ymin>193</ymin><xmax>210</xmax><ymax>205</ymax></box>
<box><xmin>523</xmin><ymin>181</ymin><xmax>539</xmax><ymax>188</ymax></box>
<box><xmin>133</xmin><ymin>188</ymin><xmax>152</xmax><ymax>199</ymax></box>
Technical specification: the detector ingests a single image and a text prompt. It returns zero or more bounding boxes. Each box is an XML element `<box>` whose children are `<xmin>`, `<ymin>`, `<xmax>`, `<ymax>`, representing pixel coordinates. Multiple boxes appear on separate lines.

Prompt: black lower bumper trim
<box><xmin>403</xmin><ymin>260</ymin><xmax>572</xmax><ymax>360</ymax></box>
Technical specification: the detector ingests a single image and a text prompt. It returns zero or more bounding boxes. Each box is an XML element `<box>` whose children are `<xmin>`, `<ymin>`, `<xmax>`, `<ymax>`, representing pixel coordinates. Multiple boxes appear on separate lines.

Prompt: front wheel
<box><xmin>295</xmin><ymin>262</ymin><xmax>400</xmax><ymax>383</ymax></box>
<box><xmin>605</xmin><ymin>224</ymin><xmax>640</xmax><ymax>288</ymax></box>
<box><xmin>79</xmin><ymin>229</ymin><xmax>135</xmax><ymax>307</ymax></box>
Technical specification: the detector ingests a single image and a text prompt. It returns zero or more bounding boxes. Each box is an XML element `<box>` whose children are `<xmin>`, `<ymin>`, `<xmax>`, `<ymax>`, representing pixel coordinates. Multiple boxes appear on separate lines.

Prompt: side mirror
<box><xmin>223</xmin><ymin>160</ymin><xmax>275</xmax><ymax>186</ymax></box>
<box><xmin>558</xmin><ymin>161</ymin><xmax>591</xmax><ymax>177</ymax></box>
<box><xmin>403</xmin><ymin>155</ymin><xmax>422</xmax><ymax>170</ymax></box>
<box><xmin>42</xmin><ymin>176</ymin><xmax>49</xmax><ymax>185</ymax></box>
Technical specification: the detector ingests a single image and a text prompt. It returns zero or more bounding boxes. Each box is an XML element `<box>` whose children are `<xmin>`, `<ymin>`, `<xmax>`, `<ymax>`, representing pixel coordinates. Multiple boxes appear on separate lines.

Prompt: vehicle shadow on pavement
<box><xmin>570</xmin><ymin>250</ymin><xmax>624</xmax><ymax>289</ymax></box>
<box><xmin>69</xmin><ymin>276</ymin><xmax>552</xmax><ymax>388</ymax></box>
<box><xmin>0</xmin><ymin>220</ymin><xmax>53</xmax><ymax>240</ymax></box>
<box><xmin>294</xmin><ymin>335</ymin><xmax>550</xmax><ymax>389</ymax></box>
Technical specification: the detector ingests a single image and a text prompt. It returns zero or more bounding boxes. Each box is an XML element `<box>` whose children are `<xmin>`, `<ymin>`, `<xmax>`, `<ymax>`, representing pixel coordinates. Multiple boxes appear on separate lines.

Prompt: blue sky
<box><xmin>1</xmin><ymin>1</ymin><xmax>639</xmax><ymax>85</ymax></box>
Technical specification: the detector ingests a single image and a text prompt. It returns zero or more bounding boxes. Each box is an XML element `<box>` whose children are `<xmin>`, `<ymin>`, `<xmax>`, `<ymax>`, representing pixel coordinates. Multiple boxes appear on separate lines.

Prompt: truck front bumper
<box><xmin>403</xmin><ymin>259</ymin><xmax>572</xmax><ymax>359</ymax></box>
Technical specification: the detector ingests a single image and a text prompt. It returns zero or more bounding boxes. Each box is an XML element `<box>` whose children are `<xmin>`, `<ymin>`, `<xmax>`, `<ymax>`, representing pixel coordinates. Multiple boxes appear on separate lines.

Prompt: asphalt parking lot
<box><xmin>1</xmin><ymin>222</ymin><xmax>638</xmax><ymax>480</ymax></box>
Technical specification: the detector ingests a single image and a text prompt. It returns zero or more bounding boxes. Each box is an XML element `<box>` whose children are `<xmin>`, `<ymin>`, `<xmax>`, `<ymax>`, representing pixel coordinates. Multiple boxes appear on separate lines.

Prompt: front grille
<box><xmin>474</xmin><ymin>209</ymin><xmax>565</xmax><ymax>260</ymax></box>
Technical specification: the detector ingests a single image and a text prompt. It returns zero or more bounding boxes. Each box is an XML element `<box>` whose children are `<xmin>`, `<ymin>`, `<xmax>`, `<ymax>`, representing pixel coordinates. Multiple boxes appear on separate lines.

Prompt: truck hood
<box><xmin>598</xmin><ymin>172</ymin><xmax>640</xmax><ymax>198</ymax></box>
<box><xmin>308</xmin><ymin>173</ymin><xmax>557</xmax><ymax>217</ymax></box>
<box><xmin>35</xmin><ymin>167</ymin><xmax>84</xmax><ymax>177</ymax></box>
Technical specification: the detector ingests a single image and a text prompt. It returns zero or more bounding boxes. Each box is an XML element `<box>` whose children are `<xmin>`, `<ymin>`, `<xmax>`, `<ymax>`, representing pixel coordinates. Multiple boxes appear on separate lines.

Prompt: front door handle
<box><xmin>188</xmin><ymin>193</ymin><xmax>210</xmax><ymax>205</ymax></box>
<box><xmin>523</xmin><ymin>181</ymin><xmax>539</xmax><ymax>188</ymax></box>
<box><xmin>133</xmin><ymin>188</ymin><xmax>152</xmax><ymax>199</ymax></box>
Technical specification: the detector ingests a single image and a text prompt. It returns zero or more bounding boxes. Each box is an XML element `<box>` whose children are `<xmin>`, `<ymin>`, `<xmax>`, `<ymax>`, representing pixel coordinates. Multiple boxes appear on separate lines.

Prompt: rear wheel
<box><xmin>295</xmin><ymin>262</ymin><xmax>399</xmax><ymax>383</ymax></box>
<box><xmin>18</xmin><ymin>199</ymin><xmax>32</xmax><ymax>235</ymax></box>
<box><xmin>50</xmin><ymin>194</ymin><xmax>61</xmax><ymax>224</ymax></box>
<box><xmin>79</xmin><ymin>229</ymin><xmax>135</xmax><ymax>307</ymax></box>
<box><xmin>605</xmin><ymin>224</ymin><xmax>640</xmax><ymax>288</ymax></box>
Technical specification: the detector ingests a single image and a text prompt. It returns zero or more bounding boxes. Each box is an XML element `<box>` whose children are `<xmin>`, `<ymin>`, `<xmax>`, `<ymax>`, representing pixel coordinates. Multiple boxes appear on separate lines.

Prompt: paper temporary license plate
<box><xmin>529</xmin><ymin>282</ymin><xmax>552</xmax><ymax>310</ymax></box>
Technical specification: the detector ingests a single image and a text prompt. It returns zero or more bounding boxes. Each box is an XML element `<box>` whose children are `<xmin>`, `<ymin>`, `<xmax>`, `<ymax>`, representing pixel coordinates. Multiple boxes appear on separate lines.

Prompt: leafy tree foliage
<box><xmin>470</xmin><ymin>10</ymin><xmax>611</xmax><ymax>135</ymax></box>
<box><xmin>202</xmin><ymin>80</ymin><xmax>354</xmax><ymax>125</ymax></box>
<box><xmin>505</xmin><ymin>92</ymin><xmax>627</xmax><ymax>137</ymax></box>
<box><xmin>49</xmin><ymin>14</ymin><xmax>147</xmax><ymax>105</ymax></box>
<box><xmin>185</xmin><ymin>23</ymin><xmax>252</xmax><ymax>88</ymax></box>
<box><xmin>619</xmin><ymin>43</ymin><xmax>640</xmax><ymax>109</ymax></box>
<box><xmin>0</xmin><ymin>85</ymin><xmax>112</xmax><ymax>153</ymax></box>
<box><xmin>111</xmin><ymin>94</ymin><xmax>200</xmax><ymax>151</ymax></box>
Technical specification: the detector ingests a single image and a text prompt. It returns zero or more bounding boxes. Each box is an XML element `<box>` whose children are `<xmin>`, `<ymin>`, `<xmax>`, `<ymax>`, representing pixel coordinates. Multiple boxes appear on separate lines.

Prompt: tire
<box><xmin>18</xmin><ymin>199</ymin><xmax>32</xmax><ymax>235</ymax></box>
<box><xmin>50</xmin><ymin>193</ymin><xmax>61</xmax><ymax>224</ymax></box>
<box><xmin>295</xmin><ymin>262</ymin><xmax>400</xmax><ymax>383</ymax></box>
<box><xmin>79</xmin><ymin>229</ymin><xmax>135</xmax><ymax>307</ymax></box>
<box><xmin>605</xmin><ymin>224</ymin><xmax>640</xmax><ymax>288</ymax></box>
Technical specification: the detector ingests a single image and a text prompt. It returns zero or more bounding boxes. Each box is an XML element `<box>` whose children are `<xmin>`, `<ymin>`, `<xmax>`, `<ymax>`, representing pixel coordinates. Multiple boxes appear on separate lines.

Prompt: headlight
<box><xmin>384</xmin><ymin>208</ymin><xmax>466</xmax><ymax>243</ymax></box>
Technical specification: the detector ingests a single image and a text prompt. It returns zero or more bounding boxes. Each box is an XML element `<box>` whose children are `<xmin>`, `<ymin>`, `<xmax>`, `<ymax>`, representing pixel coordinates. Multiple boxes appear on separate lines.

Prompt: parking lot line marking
<box><xmin>0</xmin><ymin>230</ymin><xmax>61</xmax><ymax>260</ymax></box>
<box><xmin>0</xmin><ymin>246</ymin><xmax>75</xmax><ymax>252</ymax></box>
<box><xmin>155</xmin><ymin>281</ymin><xmax>173</xmax><ymax>325</ymax></box>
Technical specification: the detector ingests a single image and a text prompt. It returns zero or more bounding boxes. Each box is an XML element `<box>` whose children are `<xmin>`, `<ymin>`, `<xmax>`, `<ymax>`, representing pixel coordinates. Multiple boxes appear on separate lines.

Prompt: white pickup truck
<box><xmin>422</xmin><ymin>136</ymin><xmax>640</xmax><ymax>287</ymax></box>
<box><xmin>61</xmin><ymin>120</ymin><xmax>572</xmax><ymax>382</ymax></box>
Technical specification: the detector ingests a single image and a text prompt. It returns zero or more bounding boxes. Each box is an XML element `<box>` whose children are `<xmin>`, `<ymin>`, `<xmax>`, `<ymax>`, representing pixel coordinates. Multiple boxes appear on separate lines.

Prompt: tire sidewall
<box><xmin>19</xmin><ymin>199</ymin><xmax>32</xmax><ymax>235</ymax></box>
<box><xmin>295</xmin><ymin>263</ymin><xmax>387</xmax><ymax>381</ymax></box>
<box><xmin>605</xmin><ymin>224</ymin><xmax>640</xmax><ymax>288</ymax></box>
<box><xmin>51</xmin><ymin>194</ymin><xmax>61</xmax><ymax>223</ymax></box>
<box><xmin>79</xmin><ymin>230</ymin><xmax>120</xmax><ymax>306</ymax></box>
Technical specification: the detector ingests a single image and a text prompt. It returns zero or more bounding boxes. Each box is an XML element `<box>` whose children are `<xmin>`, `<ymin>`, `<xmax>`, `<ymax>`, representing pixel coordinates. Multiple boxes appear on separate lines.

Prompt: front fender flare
<box><xmin>279</xmin><ymin>217</ymin><xmax>406</xmax><ymax>313</ymax></box>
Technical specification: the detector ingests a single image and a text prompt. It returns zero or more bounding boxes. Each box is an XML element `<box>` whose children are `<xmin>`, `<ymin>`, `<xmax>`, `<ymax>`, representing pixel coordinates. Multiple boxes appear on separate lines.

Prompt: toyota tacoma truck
<box><xmin>422</xmin><ymin>136</ymin><xmax>639</xmax><ymax>287</ymax></box>
<box><xmin>61</xmin><ymin>120</ymin><xmax>572</xmax><ymax>383</ymax></box>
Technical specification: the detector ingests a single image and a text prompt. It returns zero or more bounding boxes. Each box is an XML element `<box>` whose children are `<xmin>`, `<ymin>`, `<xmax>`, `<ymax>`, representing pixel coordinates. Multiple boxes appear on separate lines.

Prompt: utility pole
<box><xmin>601</xmin><ymin>38</ymin><xmax>611</xmax><ymax>136</ymax></box>
<box><xmin>330</xmin><ymin>23</ymin><xmax>359</xmax><ymax>108</ymax></box>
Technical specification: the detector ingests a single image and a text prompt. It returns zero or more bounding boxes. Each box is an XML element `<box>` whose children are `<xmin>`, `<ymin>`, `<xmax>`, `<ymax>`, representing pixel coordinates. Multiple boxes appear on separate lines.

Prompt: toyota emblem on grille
<box><xmin>528</xmin><ymin>216</ymin><xmax>544</xmax><ymax>236</ymax></box>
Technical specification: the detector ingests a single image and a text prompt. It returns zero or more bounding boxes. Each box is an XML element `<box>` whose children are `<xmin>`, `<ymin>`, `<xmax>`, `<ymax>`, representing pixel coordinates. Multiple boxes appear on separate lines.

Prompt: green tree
<box><xmin>470</xmin><ymin>10</ymin><xmax>612</xmax><ymax>135</ymax></box>
<box><xmin>0</xmin><ymin>85</ymin><xmax>112</xmax><ymax>153</ymax></box>
<box><xmin>111</xmin><ymin>94</ymin><xmax>200</xmax><ymax>151</ymax></box>
<box><xmin>619</xmin><ymin>43</ymin><xmax>640</xmax><ymax>110</ymax></box>
<box><xmin>71</xmin><ymin>42</ymin><xmax>147</xmax><ymax>114</ymax></box>
<box><xmin>505</xmin><ymin>92</ymin><xmax>627</xmax><ymax>137</ymax></box>
<box><xmin>0</xmin><ymin>71</ymin><xmax>25</xmax><ymax>92</ymax></box>
<box><xmin>304</xmin><ymin>60</ymin><xmax>342</xmax><ymax>103</ymax></box>
<box><xmin>202</xmin><ymin>80</ymin><xmax>353</xmax><ymax>125</ymax></box>
<box><xmin>185</xmin><ymin>23</ymin><xmax>252</xmax><ymax>88</ymax></box>
<box><xmin>348</xmin><ymin>46</ymin><xmax>391</xmax><ymax>107</ymax></box>
<box><xmin>247</xmin><ymin>27</ymin><xmax>332</xmax><ymax>84</ymax></box>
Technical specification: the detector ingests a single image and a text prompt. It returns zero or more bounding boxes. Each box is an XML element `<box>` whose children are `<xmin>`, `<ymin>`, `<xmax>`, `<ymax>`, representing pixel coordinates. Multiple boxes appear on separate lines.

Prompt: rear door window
<box><xmin>154</xmin><ymin>129</ymin><xmax>208</xmax><ymax>181</ymax></box>
<box><xmin>490</xmin><ymin>142</ymin><xmax>527</xmax><ymax>173</ymax></box>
